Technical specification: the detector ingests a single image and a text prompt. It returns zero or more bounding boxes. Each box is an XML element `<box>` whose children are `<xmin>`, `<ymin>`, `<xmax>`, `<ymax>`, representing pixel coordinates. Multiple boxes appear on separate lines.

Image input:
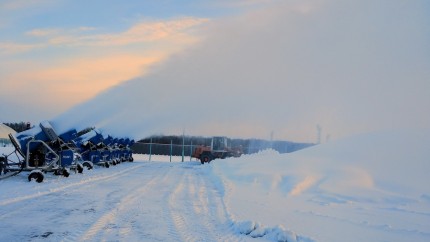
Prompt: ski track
<box><xmin>0</xmin><ymin>161</ymin><xmax>249</xmax><ymax>242</ymax></box>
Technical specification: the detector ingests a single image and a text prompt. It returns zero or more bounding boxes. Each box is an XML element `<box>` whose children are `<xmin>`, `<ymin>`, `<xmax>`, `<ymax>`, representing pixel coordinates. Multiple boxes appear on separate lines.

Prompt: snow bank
<box><xmin>231</xmin><ymin>220</ymin><xmax>312</xmax><ymax>242</ymax></box>
<box><xmin>207</xmin><ymin>129</ymin><xmax>430</xmax><ymax>242</ymax></box>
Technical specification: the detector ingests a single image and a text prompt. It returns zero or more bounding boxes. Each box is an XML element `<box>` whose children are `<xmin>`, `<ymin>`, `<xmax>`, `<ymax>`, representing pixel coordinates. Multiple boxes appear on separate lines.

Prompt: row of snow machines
<box><xmin>0</xmin><ymin>121</ymin><xmax>134</xmax><ymax>183</ymax></box>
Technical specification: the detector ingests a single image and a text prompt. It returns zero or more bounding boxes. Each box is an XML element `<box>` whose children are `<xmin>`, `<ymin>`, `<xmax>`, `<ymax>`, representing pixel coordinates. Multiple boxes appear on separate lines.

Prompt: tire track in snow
<box><xmin>0</xmin><ymin>163</ymin><xmax>148</xmax><ymax>242</ymax></box>
<box><xmin>0</xmin><ymin>162</ymin><xmax>146</xmax><ymax>207</ymax></box>
<box><xmin>167</xmin><ymin>166</ymin><xmax>246</xmax><ymax>242</ymax></box>
<box><xmin>59</xmin><ymin>163</ymin><xmax>162</xmax><ymax>242</ymax></box>
<box><xmin>0</xmin><ymin>162</ymin><xmax>147</xmax><ymax>237</ymax></box>
<box><xmin>77</xmin><ymin>163</ymin><xmax>175</xmax><ymax>241</ymax></box>
<box><xmin>1</xmin><ymin>161</ymin><xmax>249</xmax><ymax>242</ymax></box>
<box><xmin>198</xmin><ymin>170</ymin><xmax>246</xmax><ymax>242</ymax></box>
<box><xmin>197</xmin><ymin>169</ymin><xmax>248</xmax><ymax>242</ymax></box>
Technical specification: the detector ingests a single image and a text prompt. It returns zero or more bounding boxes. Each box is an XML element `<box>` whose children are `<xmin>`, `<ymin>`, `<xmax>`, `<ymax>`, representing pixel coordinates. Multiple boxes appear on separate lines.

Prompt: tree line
<box><xmin>2</xmin><ymin>122</ymin><xmax>32</xmax><ymax>133</ymax></box>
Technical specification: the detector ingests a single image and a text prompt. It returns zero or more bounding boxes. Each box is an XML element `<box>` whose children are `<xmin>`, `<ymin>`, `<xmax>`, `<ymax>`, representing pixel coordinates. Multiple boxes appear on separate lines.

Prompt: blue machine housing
<box><xmin>60</xmin><ymin>149</ymin><xmax>74</xmax><ymax>167</ymax></box>
<box><xmin>75</xmin><ymin>130</ymin><xmax>112</xmax><ymax>167</ymax></box>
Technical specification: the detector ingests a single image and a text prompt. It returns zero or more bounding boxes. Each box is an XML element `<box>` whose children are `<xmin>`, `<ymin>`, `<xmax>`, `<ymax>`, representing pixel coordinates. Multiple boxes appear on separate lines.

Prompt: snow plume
<box><xmin>53</xmin><ymin>0</ymin><xmax>430</xmax><ymax>141</ymax></box>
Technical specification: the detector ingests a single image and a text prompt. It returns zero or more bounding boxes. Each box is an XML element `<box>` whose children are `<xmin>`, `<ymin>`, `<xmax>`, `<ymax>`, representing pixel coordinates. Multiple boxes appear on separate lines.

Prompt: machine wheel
<box><xmin>63</xmin><ymin>168</ymin><xmax>70</xmax><ymax>177</ymax></box>
<box><xmin>82</xmin><ymin>161</ymin><xmax>93</xmax><ymax>170</ymax></box>
<box><xmin>77</xmin><ymin>163</ymin><xmax>84</xmax><ymax>174</ymax></box>
<box><xmin>28</xmin><ymin>171</ymin><xmax>44</xmax><ymax>183</ymax></box>
<box><xmin>129</xmin><ymin>157</ymin><xmax>134</xmax><ymax>162</ymax></box>
<box><xmin>200</xmin><ymin>154</ymin><xmax>211</xmax><ymax>164</ymax></box>
<box><xmin>105</xmin><ymin>162</ymin><xmax>110</xmax><ymax>168</ymax></box>
<box><xmin>112</xmin><ymin>160</ymin><xmax>117</xmax><ymax>166</ymax></box>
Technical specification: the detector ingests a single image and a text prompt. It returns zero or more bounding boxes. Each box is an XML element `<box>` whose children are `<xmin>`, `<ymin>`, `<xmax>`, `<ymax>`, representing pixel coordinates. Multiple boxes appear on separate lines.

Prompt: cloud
<box><xmin>0</xmin><ymin>0</ymin><xmax>55</xmax><ymax>10</ymax></box>
<box><xmin>77</xmin><ymin>17</ymin><xmax>207</xmax><ymax>47</ymax></box>
<box><xmin>0</xmin><ymin>42</ymin><xmax>43</xmax><ymax>54</ymax></box>
<box><xmin>25</xmin><ymin>28</ymin><xmax>61</xmax><ymax>37</ymax></box>
<box><xmin>52</xmin><ymin>0</ymin><xmax>430</xmax><ymax>142</ymax></box>
<box><xmin>5</xmin><ymin>17</ymin><xmax>208</xmax><ymax>53</ymax></box>
<box><xmin>209</xmin><ymin>0</ymin><xmax>280</xmax><ymax>9</ymax></box>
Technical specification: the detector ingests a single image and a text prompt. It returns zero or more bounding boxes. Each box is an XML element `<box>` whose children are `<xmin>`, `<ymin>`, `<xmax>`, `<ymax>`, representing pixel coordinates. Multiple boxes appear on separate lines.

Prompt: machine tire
<box><xmin>82</xmin><ymin>161</ymin><xmax>93</xmax><ymax>170</ymax></box>
<box><xmin>129</xmin><ymin>157</ymin><xmax>134</xmax><ymax>162</ymax></box>
<box><xmin>28</xmin><ymin>171</ymin><xmax>44</xmax><ymax>183</ymax></box>
<box><xmin>77</xmin><ymin>163</ymin><xmax>84</xmax><ymax>174</ymax></box>
<box><xmin>200</xmin><ymin>154</ymin><xmax>211</xmax><ymax>164</ymax></box>
<box><xmin>105</xmin><ymin>162</ymin><xmax>110</xmax><ymax>168</ymax></box>
<box><xmin>63</xmin><ymin>168</ymin><xmax>70</xmax><ymax>177</ymax></box>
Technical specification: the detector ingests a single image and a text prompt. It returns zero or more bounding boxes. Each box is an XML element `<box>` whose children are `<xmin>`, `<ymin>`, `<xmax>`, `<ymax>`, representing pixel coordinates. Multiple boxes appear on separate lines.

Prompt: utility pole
<box><xmin>270</xmin><ymin>130</ymin><xmax>274</xmax><ymax>149</ymax></box>
<box><xmin>316</xmin><ymin>125</ymin><xmax>322</xmax><ymax>144</ymax></box>
<box><xmin>170</xmin><ymin>139</ymin><xmax>173</xmax><ymax>162</ymax></box>
<box><xmin>149</xmin><ymin>138</ymin><xmax>152</xmax><ymax>161</ymax></box>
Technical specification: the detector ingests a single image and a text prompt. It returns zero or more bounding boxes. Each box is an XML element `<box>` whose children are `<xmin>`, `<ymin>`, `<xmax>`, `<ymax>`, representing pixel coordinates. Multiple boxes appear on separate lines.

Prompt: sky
<box><xmin>2</xmin><ymin>0</ymin><xmax>430</xmax><ymax>142</ymax></box>
<box><xmin>0</xmin><ymin>0</ymin><xmax>262</xmax><ymax>120</ymax></box>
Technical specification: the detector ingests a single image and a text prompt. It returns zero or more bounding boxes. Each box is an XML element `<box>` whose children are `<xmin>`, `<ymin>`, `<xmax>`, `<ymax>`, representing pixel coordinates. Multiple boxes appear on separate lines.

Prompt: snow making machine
<box><xmin>58</xmin><ymin>128</ymin><xmax>94</xmax><ymax>170</ymax></box>
<box><xmin>104</xmin><ymin>136</ymin><xmax>121</xmax><ymax>165</ymax></box>
<box><xmin>75</xmin><ymin>130</ymin><xmax>115</xmax><ymax>168</ymax></box>
<box><xmin>123</xmin><ymin>138</ymin><xmax>134</xmax><ymax>162</ymax></box>
<box><xmin>116</xmin><ymin>138</ymin><xmax>132</xmax><ymax>162</ymax></box>
<box><xmin>0</xmin><ymin>121</ymin><xmax>84</xmax><ymax>183</ymax></box>
<box><xmin>110</xmin><ymin>137</ymin><xmax>121</xmax><ymax>163</ymax></box>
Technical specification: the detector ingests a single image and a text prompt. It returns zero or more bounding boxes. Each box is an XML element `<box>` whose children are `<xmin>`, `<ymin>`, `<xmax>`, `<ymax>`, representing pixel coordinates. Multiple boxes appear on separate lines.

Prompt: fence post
<box><xmin>170</xmin><ymin>139</ymin><xmax>173</xmax><ymax>162</ymax></box>
<box><xmin>190</xmin><ymin>141</ymin><xmax>193</xmax><ymax>161</ymax></box>
<box><xmin>149</xmin><ymin>138</ymin><xmax>152</xmax><ymax>161</ymax></box>
<box><xmin>181</xmin><ymin>132</ymin><xmax>185</xmax><ymax>162</ymax></box>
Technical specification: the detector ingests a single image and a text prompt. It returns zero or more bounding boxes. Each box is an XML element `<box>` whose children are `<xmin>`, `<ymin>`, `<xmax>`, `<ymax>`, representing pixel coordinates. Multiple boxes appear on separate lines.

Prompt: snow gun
<box><xmin>103</xmin><ymin>136</ymin><xmax>122</xmax><ymax>164</ymax></box>
<box><xmin>123</xmin><ymin>138</ymin><xmax>134</xmax><ymax>162</ymax></box>
<box><xmin>75</xmin><ymin>129</ymin><xmax>116</xmax><ymax>168</ymax></box>
<box><xmin>58</xmin><ymin>128</ymin><xmax>94</xmax><ymax>170</ymax></box>
<box><xmin>0</xmin><ymin>121</ymin><xmax>84</xmax><ymax>183</ymax></box>
<box><xmin>114</xmin><ymin>138</ymin><xmax>134</xmax><ymax>162</ymax></box>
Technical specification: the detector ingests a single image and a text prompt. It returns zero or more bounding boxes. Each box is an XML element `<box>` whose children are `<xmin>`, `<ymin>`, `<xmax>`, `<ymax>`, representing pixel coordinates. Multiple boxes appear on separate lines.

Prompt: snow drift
<box><xmin>206</xmin><ymin>129</ymin><xmax>430</xmax><ymax>242</ymax></box>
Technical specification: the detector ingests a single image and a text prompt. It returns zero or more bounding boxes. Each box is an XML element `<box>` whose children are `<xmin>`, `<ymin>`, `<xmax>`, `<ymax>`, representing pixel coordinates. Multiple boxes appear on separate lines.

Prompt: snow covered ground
<box><xmin>0</xmin><ymin>129</ymin><xmax>429</xmax><ymax>241</ymax></box>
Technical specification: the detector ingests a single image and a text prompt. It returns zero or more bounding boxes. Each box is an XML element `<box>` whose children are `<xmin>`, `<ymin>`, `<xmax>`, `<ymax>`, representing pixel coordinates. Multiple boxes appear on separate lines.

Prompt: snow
<box><xmin>207</xmin><ymin>129</ymin><xmax>430</xmax><ymax>241</ymax></box>
<box><xmin>1</xmin><ymin>129</ymin><xmax>429</xmax><ymax>241</ymax></box>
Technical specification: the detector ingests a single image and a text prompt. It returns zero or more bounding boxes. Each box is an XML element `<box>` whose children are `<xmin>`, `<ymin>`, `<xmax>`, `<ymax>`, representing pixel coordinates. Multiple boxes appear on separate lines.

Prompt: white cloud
<box><xmin>25</xmin><ymin>28</ymin><xmax>61</xmax><ymax>37</ymax></box>
<box><xmin>0</xmin><ymin>42</ymin><xmax>43</xmax><ymax>54</ymax></box>
<box><xmin>2</xmin><ymin>17</ymin><xmax>207</xmax><ymax>55</ymax></box>
<box><xmin>0</xmin><ymin>0</ymin><xmax>56</xmax><ymax>10</ymax></box>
